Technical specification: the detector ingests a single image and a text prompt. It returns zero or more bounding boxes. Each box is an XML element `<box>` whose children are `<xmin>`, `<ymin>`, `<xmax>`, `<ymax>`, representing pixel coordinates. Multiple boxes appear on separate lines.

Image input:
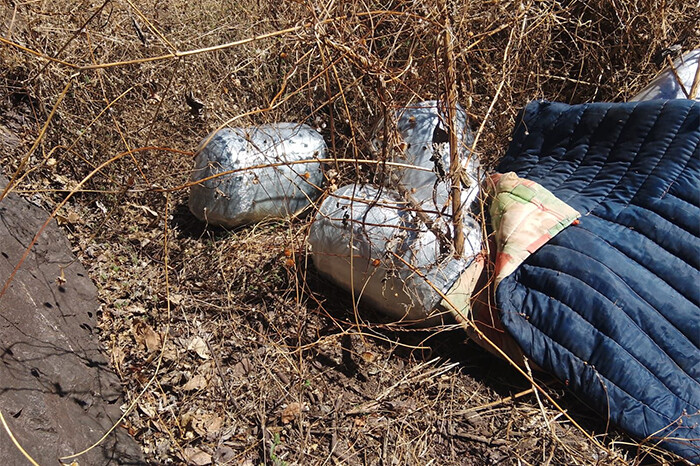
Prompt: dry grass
<box><xmin>1</xmin><ymin>0</ymin><xmax>698</xmax><ymax>464</ymax></box>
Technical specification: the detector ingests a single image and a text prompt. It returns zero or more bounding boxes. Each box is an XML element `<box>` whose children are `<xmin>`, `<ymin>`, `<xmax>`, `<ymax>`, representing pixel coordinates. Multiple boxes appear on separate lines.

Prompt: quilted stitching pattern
<box><xmin>497</xmin><ymin>100</ymin><xmax>700</xmax><ymax>461</ymax></box>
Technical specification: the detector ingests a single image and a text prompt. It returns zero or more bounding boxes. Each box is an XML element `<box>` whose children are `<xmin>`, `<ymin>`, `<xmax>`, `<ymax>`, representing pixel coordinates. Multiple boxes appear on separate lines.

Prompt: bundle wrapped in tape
<box><xmin>189</xmin><ymin>123</ymin><xmax>326</xmax><ymax>227</ymax></box>
<box><xmin>631</xmin><ymin>48</ymin><xmax>700</xmax><ymax>101</ymax></box>
<box><xmin>308</xmin><ymin>184</ymin><xmax>482</xmax><ymax>325</ymax></box>
<box><xmin>370</xmin><ymin>100</ymin><xmax>481</xmax><ymax>210</ymax></box>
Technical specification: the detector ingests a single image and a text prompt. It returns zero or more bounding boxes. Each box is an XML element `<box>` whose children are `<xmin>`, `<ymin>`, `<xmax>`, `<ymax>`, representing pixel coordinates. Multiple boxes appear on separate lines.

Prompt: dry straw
<box><xmin>0</xmin><ymin>0</ymin><xmax>697</xmax><ymax>464</ymax></box>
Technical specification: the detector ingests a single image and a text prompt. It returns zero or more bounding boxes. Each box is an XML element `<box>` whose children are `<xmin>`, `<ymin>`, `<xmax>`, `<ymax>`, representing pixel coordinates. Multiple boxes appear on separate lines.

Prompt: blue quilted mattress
<box><xmin>496</xmin><ymin>99</ymin><xmax>700</xmax><ymax>461</ymax></box>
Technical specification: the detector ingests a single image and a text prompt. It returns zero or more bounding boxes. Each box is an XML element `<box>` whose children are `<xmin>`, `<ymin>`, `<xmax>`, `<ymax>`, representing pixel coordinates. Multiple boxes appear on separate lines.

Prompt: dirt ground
<box><xmin>0</xmin><ymin>0</ymin><xmax>698</xmax><ymax>464</ymax></box>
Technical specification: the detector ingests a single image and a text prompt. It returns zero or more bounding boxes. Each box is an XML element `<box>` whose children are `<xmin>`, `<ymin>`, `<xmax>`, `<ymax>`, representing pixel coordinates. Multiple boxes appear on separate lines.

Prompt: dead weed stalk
<box><xmin>0</xmin><ymin>0</ymin><xmax>696</xmax><ymax>464</ymax></box>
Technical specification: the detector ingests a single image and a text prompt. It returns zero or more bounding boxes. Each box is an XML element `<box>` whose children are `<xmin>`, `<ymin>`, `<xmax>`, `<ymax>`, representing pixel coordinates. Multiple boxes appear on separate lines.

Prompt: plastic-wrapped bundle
<box><xmin>631</xmin><ymin>49</ymin><xmax>700</xmax><ymax>101</ymax></box>
<box><xmin>371</xmin><ymin>101</ymin><xmax>481</xmax><ymax>211</ymax></box>
<box><xmin>189</xmin><ymin>123</ymin><xmax>326</xmax><ymax>227</ymax></box>
<box><xmin>308</xmin><ymin>184</ymin><xmax>482</xmax><ymax>325</ymax></box>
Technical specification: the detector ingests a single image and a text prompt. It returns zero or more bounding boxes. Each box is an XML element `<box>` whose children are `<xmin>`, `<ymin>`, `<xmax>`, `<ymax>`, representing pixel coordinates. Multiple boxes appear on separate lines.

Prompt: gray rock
<box><xmin>0</xmin><ymin>170</ymin><xmax>144</xmax><ymax>464</ymax></box>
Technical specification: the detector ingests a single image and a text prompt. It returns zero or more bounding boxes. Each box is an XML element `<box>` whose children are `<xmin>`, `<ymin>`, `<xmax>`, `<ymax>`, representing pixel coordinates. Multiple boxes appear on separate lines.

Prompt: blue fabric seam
<box><xmin>554</xmin><ymin>104</ymin><xmax>622</xmax><ymax>193</ymax></box>
<box><xmin>500</xmin><ymin>286</ymin><xmax>700</xmax><ymax>423</ymax></box>
<box><xmin>624</xmin><ymin>104</ymin><xmax>695</xmax><ymax>209</ymax></box>
<box><xmin>664</xmin><ymin>191</ymin><xmax>700</xmax><ymax>218</ymax></box>
<box><xmin>602</xmin><ymin>201</ymin><xmax>700</xmax><ymax>292</ymax></box>
<box><xmin>510</xmin><ymin>245</ymin><xmax>700</xmax><ymax>397</ymax></box>
<box><xmin>603</xmin><ymin>109</ymin><xmax>674</xmax><ymax>208</ymax></box>
<box><xmin>522</xmin><ymin>105</ymin><xmax>586</xmax><ymax>179</ymax></box>
<box><xmin>502</xmin><ymin>304</ymin><xmax>700</xmax><ymax>444</ymax></box>
<box><xmin>506</xmin><ymin>259</ymin><xmax>700</xmax><ymax>410</ymax></box>
<box><xmin>585</xmin><ymin>210</ymin><xmax>700</xmax><ymax>301</ymax></box>
<box><xmin>630</xmin><ymin>198</ymin><xmax>700</xmax><ymax>243</ymax></box>
<box><xmin>658</xmin><ymin>138</ymin><xmax>700</xmax><ymax>210</ymax></box>
<box><xmin>524</xmin><ymin>104</ymin><xmax>594</xmax><ymax>182</ymax></box>
<box><xmin>562</xmin><ymin>104</ymin><xmax>655</xmax><ymax>206</ymax></box>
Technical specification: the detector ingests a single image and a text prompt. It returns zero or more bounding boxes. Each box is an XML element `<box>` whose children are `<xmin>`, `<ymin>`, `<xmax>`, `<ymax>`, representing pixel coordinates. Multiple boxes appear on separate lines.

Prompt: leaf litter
<box><xmin>0</xmin><ymin>0</ymin><xmax>695</xmax><ymax>464</ymax></box>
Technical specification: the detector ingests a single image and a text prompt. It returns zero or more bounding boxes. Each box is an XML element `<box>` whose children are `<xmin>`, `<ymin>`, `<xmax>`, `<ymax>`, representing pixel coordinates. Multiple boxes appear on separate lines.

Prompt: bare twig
<box><xmin>440</xmin><ymin>0</ymin><xmax>464</xmax><ymax>257</ymax></box>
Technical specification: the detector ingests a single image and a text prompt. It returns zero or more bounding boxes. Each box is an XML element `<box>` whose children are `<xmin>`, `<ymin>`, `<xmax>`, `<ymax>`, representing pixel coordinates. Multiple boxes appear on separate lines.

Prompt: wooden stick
<box><xmin>442</xmin><ymin>1</ymin><xmax>464</xmax><ymax>257</ymax></box>
<box><xmin>689</xmin><ymin>57</ymin><xmax>700</xmax><ymax>100</ymax></box>
<box><xmin>453</xmin><ymin>388</ymin><xmax>535</xmax><ymax>415</ymax></box>
<box><xmin>665</xmin><ymin>55</ymin><xmax>690</xmax><ymax>99</ymax></box>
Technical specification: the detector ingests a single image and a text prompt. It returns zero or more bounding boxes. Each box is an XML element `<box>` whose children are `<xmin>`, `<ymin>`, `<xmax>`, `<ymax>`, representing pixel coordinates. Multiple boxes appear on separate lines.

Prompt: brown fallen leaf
<box><xmin>183</xmin><ymin>447</ymin><xmax>212</xmax><ymax>466</ymax></box>
<box><xmin>111</xmin><ymin>345</ymin><xmax>126</xmax><ymax>373</ymax></box>
<box><xmin>138</xmin><ymin>401</ymin><xmax>157</xmax><ymax>419</ymax></box>
<box><xmin>159</xmin><ymin>370</ymin><xmax>185</xmax><ymax>388</ymax></box>
<box><xmin>360</xmin><ymin>351</ymin><xmax>378</xmax><ymax>363</ymax></box>
<box><xmin>132</xmin><ymin>321</ymin><xmax>161</xmax><ymax>353</ymax></box>
<box><xmin>162</xmin><ymin>340</ymin><xmax>179</xmax><ymax>361</ymax></box>
<box><xmin>281</xmin><ymin>402</ymin><xmax>303</xmax><ymax>424</ymax></box>
<box><xmin>126</xmin><ymin>304</ymin><xmax>147</xmax><ymax>315</ymax></box>
<box><xmin>187</xmin><ymin>336</ymin><xmax>211</xmax><ymax>360</ymax></box>
<box><xmin>191</xmin><ymin>411</ymin><xmax>224</xmax><ymax>437</ymax></box>
<box><xmin>168</xmin><ymin>293</ymin><xmax>184</xmax><ymax>305</ymax></box>
<box><xmin>180</xmin><ymin>374</ymin><xmax>208</xmax><ymax>391</ymax></box>
<box><xmin>56</xmin><ymin>209</ymin><xmax>82</xmax><ymax>225</ymax></box>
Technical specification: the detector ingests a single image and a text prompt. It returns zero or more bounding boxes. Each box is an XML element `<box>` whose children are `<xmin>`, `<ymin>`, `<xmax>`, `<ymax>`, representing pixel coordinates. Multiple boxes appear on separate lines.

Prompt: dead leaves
<box><xmin>132</xmin><ymin>321</ymin><xmax>162</xmax><ymax>353</ymax></box>
<box><xmin>183</xmin><ymin>447</ymin><xmax>212</xmax><ymax>465</ymax></box>
<box><xmin>281</xmin><ymin>402</ymin><xmax>307</xmax><ymax>424</ymax></box>
<box><xmin>187</xmin><ymin>336</ymin><xmax>211</xmax><ymax>360</ymax></box>
<box><xmin>179</xmin><ymin>360</ymin><xmax>215</xmax><ymax>392</ymax></box>
<box><xmin>183</xmin><ymin>410</ymin><xmax>225</xmax><ymax>438</ymax></box>
<box><xmin>178</xmin><ymin>410</ymin><xmax>225</xmax><ymax>464</ymax></box>
<box><xmin>180</xmin><ymin>373</ymin><xmax>208</xmax><ymax>391</ymax></box>
<box><xmin>55</xmin><ymin>208</ymin><xmax>82</xmax><ymax>226</ymax></box>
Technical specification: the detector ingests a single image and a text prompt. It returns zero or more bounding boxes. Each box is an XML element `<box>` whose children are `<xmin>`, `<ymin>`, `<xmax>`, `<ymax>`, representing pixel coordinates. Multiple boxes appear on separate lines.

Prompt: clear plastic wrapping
<box><xmin>371</xmin><ymin>100</ymin><xmax>481</xmax><ymax>211</ymax></box>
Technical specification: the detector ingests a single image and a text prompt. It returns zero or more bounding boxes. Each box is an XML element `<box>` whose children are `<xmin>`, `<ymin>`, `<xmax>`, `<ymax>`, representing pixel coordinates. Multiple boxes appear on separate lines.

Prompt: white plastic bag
<box><xmin>308</xmin><ymin>184</ymin><xmax>482</xmax><ymax>325</ymax></box>
<box><xmin>189</xmin><ymin>123</ymin><xmax>326</xmax><ymax>227</ymax></box>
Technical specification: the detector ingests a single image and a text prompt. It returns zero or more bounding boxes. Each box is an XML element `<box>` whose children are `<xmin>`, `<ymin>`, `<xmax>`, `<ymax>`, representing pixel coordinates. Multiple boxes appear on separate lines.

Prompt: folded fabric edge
<box><xmin>488</xmin><ymin>172</ymin><xmax>580</xmax><ymax>288</ymax></box>
<box><xmin>441</xmin><ymin>171</ymin><xmax>580</xmax><ymax>364</ymax></box>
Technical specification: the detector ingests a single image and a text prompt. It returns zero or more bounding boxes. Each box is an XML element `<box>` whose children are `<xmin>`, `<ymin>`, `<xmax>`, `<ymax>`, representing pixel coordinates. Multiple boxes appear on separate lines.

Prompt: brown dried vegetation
<box><xmin>0</xmin><ymin>0</ymin><xmax>698</xmax><ymax>464</ymax></box>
